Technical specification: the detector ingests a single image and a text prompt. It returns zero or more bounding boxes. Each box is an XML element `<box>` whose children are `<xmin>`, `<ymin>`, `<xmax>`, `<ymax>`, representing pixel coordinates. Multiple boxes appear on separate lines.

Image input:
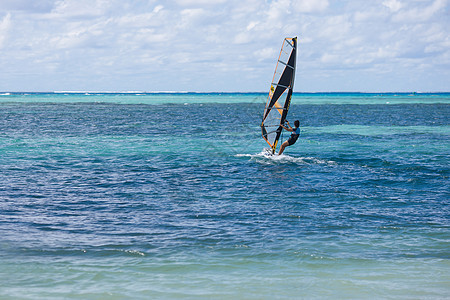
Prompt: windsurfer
<box><xmin>278</xmin><ymin>120</ymin><xmax>300</xmax><ymax>155</ymax></box>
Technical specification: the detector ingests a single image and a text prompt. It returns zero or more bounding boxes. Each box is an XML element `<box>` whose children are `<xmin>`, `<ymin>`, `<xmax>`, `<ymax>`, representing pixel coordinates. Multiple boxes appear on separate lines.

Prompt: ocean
<box><xmin>0</xmin><ymin>92</ymin><xmax>449</xmax><ymax>299</ymax></box>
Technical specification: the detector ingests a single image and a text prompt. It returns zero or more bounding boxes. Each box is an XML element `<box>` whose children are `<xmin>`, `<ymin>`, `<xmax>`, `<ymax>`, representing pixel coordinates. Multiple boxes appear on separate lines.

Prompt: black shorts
<box><xmin>287</xmin><ymin>136</ymin><xmax>298</xmax><ymax>146</ymax></box>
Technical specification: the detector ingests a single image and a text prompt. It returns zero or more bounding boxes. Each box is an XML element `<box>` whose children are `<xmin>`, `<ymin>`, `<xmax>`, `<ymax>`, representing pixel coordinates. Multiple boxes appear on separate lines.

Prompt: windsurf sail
<box><xmin>261</xmin><ymin>37</ymin><xmax>297</xmax><ymax>154</ymax></box>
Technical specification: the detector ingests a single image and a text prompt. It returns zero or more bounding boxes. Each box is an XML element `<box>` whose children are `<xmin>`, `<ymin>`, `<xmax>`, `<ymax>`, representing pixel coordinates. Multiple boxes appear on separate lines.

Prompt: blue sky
<box><xmin>0</xmin><ymin>0</ymin><xmax>449</xmax><ymax>92</ymax></box>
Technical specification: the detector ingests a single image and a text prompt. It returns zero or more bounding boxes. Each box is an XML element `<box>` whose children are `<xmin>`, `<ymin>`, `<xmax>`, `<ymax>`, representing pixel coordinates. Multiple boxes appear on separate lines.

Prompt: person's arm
<box><xmin>281</xmin><ymin>121</ymin><xmax>294</xmax><ymax>132</ymax></box>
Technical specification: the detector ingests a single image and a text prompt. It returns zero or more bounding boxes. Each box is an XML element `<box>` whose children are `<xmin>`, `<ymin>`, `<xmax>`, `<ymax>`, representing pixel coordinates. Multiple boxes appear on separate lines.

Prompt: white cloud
<box><xmin>292</xmin><ymin>0</ymin><xmax>329</xmax><ymax>13</ymax></box>
<box><xmin>393</xmin><ymin>0</ymin><xmax>448</xmax><ymax>22</ymax></box>
<box><xmin>382</xmin><ymin>0</ymin><xmax>403</xmax><ymax>12</ymax></box>
<box><xmin>179</xmin><ymin>8</ymin><xmax>207</xmax><ymax>27</ymax></box>
<box><xmin>0</xmin><ymin>0</ymin><xmax>448</xmax><ymax>92</ymax></box>
<box><xmin>153</xmin><ymin>5</ymin><xmax>164</xmax><ymax>13</ymax></box>
<box><xmin>318</xmin><ymin>15</ymin><xmax>352</xmax><ymax>41</ymax></box>
<box><xmin>175</xmin><ymin>0</ymin><xmax>227</xmax><ymax>6</ymax></box>
<box><xmin>0</xmin><ymin>13</ymin><xmax>11</xmax><ymax>48</ymax></box>
<box><xmin>49</xmin><ymin>0</ymin><xmax>114</xmax><ymax>19</ymax></box>
<box><xmin>255</xmin><ymin>47</ymin><xmax>277</xmax><ymax>61</ymax></box>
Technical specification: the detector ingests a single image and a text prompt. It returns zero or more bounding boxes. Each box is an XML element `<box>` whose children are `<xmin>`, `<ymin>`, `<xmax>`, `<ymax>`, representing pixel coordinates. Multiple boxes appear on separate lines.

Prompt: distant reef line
<box><xmin>1</xmin><ymin>91</ymin><xmax>449</xmax><ymax>95</ymax></box>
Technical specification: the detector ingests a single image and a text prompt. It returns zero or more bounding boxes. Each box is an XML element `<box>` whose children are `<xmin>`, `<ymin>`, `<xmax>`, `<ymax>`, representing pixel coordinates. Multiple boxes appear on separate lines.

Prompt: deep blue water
<box><xmin>0</xmin><ymin>93</ymin><xmax>449</xmax><ymax>299</ymax></box>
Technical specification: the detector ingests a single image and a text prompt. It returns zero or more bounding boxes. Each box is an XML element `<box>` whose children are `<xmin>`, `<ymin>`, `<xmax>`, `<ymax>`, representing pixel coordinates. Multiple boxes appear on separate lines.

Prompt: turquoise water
<box><xmin>0</xmin><ymin>93</ymin><xmax>449</xmax><ymax>299</ymax></box>
<box><xmin>1</xmin><ymin>92</ymin><xmax>448</xmax><ymax>104</ymax></box>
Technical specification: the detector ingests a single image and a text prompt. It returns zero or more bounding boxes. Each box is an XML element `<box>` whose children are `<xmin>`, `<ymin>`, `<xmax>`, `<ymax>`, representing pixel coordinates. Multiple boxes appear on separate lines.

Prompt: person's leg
<box><xmin>278</xmin><ymin>141</ymin><xmax>289</xmax><ymax>155</ymax></box>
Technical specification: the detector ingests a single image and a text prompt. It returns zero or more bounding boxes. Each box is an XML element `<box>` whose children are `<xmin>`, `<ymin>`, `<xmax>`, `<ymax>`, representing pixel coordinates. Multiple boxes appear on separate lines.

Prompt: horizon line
<box><xmin>1</xmin><ymin>91</ymin><xmax>450</xmax><ymax>95</ymax></box>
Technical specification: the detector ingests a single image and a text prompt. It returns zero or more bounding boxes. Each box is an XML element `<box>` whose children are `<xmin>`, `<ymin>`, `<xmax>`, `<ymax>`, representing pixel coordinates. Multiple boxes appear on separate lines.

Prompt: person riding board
<box><xmin>278</xmin><ymin>120</ymin><xmax>300</xmax><ymax>155</ymax></box>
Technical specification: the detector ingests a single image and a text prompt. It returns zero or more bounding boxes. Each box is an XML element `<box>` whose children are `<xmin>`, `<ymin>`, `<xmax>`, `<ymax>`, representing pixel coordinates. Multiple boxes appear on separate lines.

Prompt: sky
<box><xmin>0</xmin><ymin>0</ymin><xmax>449</xmax><ymax>92</ymax></box>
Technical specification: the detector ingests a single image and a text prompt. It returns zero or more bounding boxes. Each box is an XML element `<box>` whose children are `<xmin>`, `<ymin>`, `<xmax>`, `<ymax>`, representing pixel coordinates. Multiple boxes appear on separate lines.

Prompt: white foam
<box><xmin>235</xmin><ymin>150</ymin><xmax>337</xmax><ymax>166</ymax></box>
